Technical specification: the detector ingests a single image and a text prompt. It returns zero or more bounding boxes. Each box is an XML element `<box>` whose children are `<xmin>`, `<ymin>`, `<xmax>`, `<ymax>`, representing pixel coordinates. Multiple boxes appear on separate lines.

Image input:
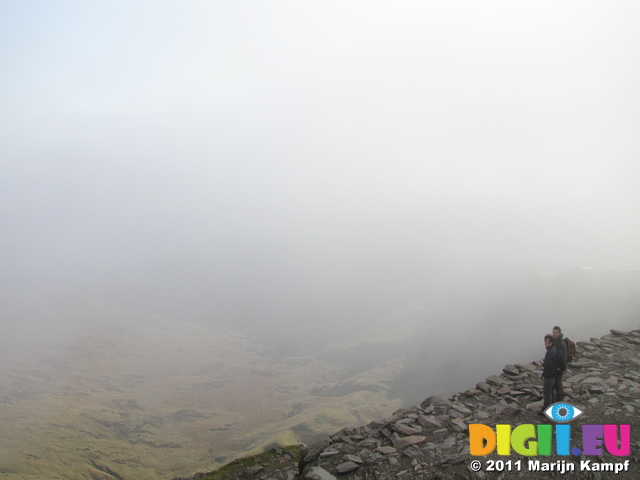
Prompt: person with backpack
<box><xmin>552</xmin><ymin>326</ymin><xmax>567</xmax><ymax>401</ymax></box>
<box><xmin>541</xmin><ymin>334</ymin><xmax>557</xmax><ymax>412</ymax></box>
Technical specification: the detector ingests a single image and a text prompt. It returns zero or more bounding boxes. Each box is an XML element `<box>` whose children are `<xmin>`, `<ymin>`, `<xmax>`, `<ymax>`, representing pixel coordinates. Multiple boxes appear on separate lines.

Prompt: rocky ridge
<box><xmin>180</xmin><ymin>328</ymin><xmax>640</xmax><ymax>480</ymax></box>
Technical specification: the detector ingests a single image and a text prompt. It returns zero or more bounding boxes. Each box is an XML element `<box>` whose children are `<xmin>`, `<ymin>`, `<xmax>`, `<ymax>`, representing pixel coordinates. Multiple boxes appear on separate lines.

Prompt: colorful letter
<box><xmin>582</xmin><ymin>425</ymin><xmax>604</xmax><ymax>455</ymax></box>
<box><xmin>469</xmin><ymin>424</ymin><xmax>496</xmax><ymax>456</ymax></box>
<box><xmin>604</xmin><ymin>425</ymin><xmax>630</xmax><ymax>456</ymax></box>
<box><xmin>536</xmin><ymin>424</ymin><xmax>552</xmax><ymax>455</ymax></box>
<box><xmin>496</xmin><ymin>424</ymin><xmax>511</xmax><ymax>455</ymax></box>
<box><xmin>555</xmin><ymin>424</ymin><xmax>571</xmax><ymax>455</ymax></box>
<box><xmin>511</xmin><ymin>424</ymin><xmax>537</xmax><ymax>456</ymax></box>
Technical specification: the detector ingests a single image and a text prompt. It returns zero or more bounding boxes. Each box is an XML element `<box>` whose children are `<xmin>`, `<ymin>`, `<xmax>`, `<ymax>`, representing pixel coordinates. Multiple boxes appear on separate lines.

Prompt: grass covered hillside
<box><xmin>0</xmin><ymin>293</ymin><xmax>404</xmax><ymax>479</ymax></box>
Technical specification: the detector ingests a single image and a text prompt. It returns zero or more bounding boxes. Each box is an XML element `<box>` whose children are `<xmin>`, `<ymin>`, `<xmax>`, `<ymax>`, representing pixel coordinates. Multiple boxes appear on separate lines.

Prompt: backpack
<box><xmin>564</xmin><ymin>337</ymin><xmax>576</xmax><ymax>363</ymax></box>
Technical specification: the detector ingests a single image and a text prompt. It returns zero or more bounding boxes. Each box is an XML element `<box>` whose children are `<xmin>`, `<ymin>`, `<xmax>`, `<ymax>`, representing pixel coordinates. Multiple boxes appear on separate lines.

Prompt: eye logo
<box><xmin>544</xmin><ymin>402</ymin><xmax>584</xmax><ymax>423</ymax></box>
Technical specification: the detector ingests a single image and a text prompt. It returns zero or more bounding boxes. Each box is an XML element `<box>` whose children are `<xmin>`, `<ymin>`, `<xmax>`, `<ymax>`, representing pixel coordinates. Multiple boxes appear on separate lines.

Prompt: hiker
<box><xmin>552</xmin><ymin>326</ymin><xmax>567</xmax><ymax>401</ymax></box>
<box><xmin>541</xmin><ymin>334</ymin><xmax>557</xmax><ymax>412</ymax></box>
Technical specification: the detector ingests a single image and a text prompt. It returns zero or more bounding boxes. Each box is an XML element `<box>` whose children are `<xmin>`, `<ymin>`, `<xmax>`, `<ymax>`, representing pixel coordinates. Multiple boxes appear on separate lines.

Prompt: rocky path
<box><xmin>182</xmin><ymin>328</ymin><xmax>640</xmax><ymax>480</ymax></box>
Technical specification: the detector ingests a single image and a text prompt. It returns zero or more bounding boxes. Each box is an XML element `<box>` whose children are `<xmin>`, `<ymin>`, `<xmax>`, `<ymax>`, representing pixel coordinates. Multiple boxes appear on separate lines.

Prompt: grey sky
<box><xmin>1</xmin><ymin>1</ymin><xmax>639</xmax><ymax>329</ymax></box>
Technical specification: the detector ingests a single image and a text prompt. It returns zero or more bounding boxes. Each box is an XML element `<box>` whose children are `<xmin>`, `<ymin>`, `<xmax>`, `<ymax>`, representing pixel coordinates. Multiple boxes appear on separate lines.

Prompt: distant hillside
<box><xmin>184</xmin><ymin>327</ymin><xmax>640</xmax><ymax>479</ymax></box>
<box><xmin>0</xmin><ymin>294</ymin><xmax>404</xmax><ymax>479</ymax></box>
<box><xmin>1</xmin><ymin>268</ymin><xmax>639</xmax><ymax>479</ymax></box>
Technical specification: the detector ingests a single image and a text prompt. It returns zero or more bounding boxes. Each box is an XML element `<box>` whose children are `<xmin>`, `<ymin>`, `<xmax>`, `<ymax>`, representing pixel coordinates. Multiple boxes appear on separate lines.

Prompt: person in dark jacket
<box><xmin>553</xmin><ymin>326</ymin><xmax>567</xmax><ymax>401</ymax></box>
<box><xmin>541</xmin><ymin>334</ymin><xmax>557</xmax><ymax>411</ymax></box>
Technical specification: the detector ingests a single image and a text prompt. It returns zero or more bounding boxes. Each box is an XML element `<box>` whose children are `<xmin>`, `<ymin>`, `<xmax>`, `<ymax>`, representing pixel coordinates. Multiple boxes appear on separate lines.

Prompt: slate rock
<box><xmin>335</xmin><ymin>461</ymin><xmax>359</xmax><ymax>474</ymax></box>
<box><xmin>305</xmin><ymin>466</ymin><xmax>337</xmax><ymax>480</ymax></box>
<box><xmin>497</xmin><ymin>386</ymin><xmax>511</xmax><ymax>395</ymax></box>
<box><xmin>583</xmin><ymin>376</ymin><xmax>602</xmax><ymax>384</ymax></box>
<box><xmin>304</xmin><ymin>440</ymin><xmax>331</xmax><ymax>462</ymax></box>
<box><xmin>476</xmin><ymin>382</ymin><xmax>491</xmax><ymax>393</ymax></box>
<box><xmin>376</xmin><ymin>446</ymin><xmax>397</xmax><ymax>455</ymax></box>
<box><xmin>418</xmin><ymin>415</ymin><xmax>442</xmax><ymax>428</ymax></box>
<box><xmin>344</xmin><ymin>454</ymin><xmax>364</xmax><ymax>464</ymax></box>
<box><xmin>319</xmin><ymin>449</ymin><xmax>340</xmax><ymax>458</ymax></box>
<box><xmin>448</xmin><ymin>409</ymin><xmax>465</xmax><ymax>419</ymax></box>
<box><xmin>526</xmin><ymin>400</ymin><xmax>543</xmax><ymax>410</ymax></box>
<box><xmin>475</xmin><ymin>410</ymin><xmax>490</xmax><ymax>420</ymax></box>
<box><xmin>485</xmin><ymin>375</ymin><xmax>504</xmax><ymax>385</ymax></box>
<box><xmin>424</xmin><ymin>395</ymin><xmax>450</xmax><ymax>406</ymax></box>
<box><xmin>464</xmin><ymin>388</ymin><xmax>482</xmax><ymax>396</ymax></box>
<box><xmin>503</xmin><ymin>364</ymin><xmax>519</xmax><ymax>376</ymax></box>
<box><xmin>499</xmin><ymin>405</ymin><xmax>522</xmax><ymax>416</ymax></box>
<box><xmin>448</xmin><ymin>418</ymin><xmax>466</xmax><ymax>433</ymax></box>
<box><xmin>393</xmin><ymin>435</ymin><xmax>427</xmax><ymax>449</ymax></box>
<box><xmin>450</xmin><ymin>403</ymin><xmax>472</xmax><ymax>414</ymax></box>
<box><xmin>394</xmin><ymin>424</ymin><xmax>423</xmax><ymax>435</ymax></box>
<box><xmin>610</xmin><ymin>329</ymin><xmax>628</xmax><ymax>335</ymax></box>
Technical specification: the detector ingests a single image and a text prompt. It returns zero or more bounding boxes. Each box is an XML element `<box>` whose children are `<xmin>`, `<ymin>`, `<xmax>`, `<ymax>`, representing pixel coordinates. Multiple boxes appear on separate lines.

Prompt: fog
<box><xmin>4</xmin><ymin>5</ymin><xmax>640</xmax><ymax>477</ymax></box>
<box><xmin>2</xmin><ymin>2</ymin><xmax>640</xmax><ymax>344</ymax></box>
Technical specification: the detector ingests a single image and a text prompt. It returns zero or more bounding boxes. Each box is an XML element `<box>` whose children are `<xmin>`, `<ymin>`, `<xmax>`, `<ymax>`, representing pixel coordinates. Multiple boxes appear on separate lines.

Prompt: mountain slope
<box><xmin>0</xmin><ymin>294</ymin><xmax>402</xmax><ymax>479</ymax></box>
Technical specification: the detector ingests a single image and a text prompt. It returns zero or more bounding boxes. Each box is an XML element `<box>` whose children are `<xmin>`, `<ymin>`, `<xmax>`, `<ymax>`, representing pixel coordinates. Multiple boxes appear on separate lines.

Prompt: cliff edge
<box><xmin>177</xmin><ymin>328</ymin><xmax>640</xmax><ymax>480</ymax></box>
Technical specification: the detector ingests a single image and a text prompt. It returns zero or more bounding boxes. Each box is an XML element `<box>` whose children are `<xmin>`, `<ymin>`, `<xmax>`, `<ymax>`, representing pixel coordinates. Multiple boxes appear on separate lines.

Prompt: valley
<box><xmin>1</xmin><ymin>267</ymin><xmax>640</xmax><ymax>479</ymax></box>
<box><xmin>0</xmin><ymin>294</ymin><xmax>405</xmax><ymax>480</ymax></box>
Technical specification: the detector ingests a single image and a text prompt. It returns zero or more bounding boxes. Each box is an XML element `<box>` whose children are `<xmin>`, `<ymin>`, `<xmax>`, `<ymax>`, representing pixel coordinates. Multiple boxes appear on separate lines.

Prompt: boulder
<box><xmin>305</xmin><ymin>466</ymin><xmax>336</xmax><ymax>480</ymax></box>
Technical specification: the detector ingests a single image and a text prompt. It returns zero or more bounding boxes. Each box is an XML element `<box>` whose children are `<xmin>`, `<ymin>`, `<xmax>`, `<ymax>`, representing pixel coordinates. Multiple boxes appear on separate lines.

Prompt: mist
<box><xmin>2</xmin><ymin>1</ymin><xmax>640</xmax><ymax>342</ymax></box>
<box><xmin>3</xmin><ymin>3</ymin><xmax>640</xmax><ymax>477</ymax></box>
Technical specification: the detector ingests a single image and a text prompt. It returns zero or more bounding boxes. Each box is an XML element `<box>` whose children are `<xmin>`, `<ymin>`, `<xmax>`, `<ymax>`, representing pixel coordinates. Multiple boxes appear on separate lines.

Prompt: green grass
<box><xmin>194</xmin><ymin>445</ymin><xmax>303</xmax><ymax>479</ymax></box>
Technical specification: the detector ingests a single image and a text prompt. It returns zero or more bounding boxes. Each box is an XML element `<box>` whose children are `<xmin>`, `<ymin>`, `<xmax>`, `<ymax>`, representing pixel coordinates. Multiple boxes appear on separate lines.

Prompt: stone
<box><xmin>448</xmin><ymin>418</ymin><xmax>466</xmax><ymax>433</ymax></box>
<box><xmin>393</xmin><ymin>435</ymin><xmax>427</xmax><ymax>449</ymax></box>
<box><xmin>403</xmin><ymin>445</ymin><xmax>423</xmax><ymax>458</ymax></box>
<box><xmin>422</xmin><ymin>403</ymin><xmax>435</xmax><ymax>414</ymax></box>
<box><xmin>499</xmin><ymin>405</ymin><xmax>521</xmax><ymax>416</ymax></box>
<box><xmin>503</xmin><ymin>364</ymin><xmax>519</xmax><ymax>376</ymax></box>
<box><xmin>344</xmin><ymin>454</ymin><xmax>364</xmax><ymax>464</ymax></box>
<box><xmin>475</xmin><ymin>410</ymin><xmax>490</xmax><ymax>420</ymax></box>
<box><xmin>610</xmin><ymin>329</ymin><xmax>628</xmax><ymax>335</ymax></box>
<box><xmin>448</xmin><ymin>409</ymin><xmax>465</xmax><ymax>419</ymax></box>
<box><xmin>436</xmin><ymin>453</ymin><xmax>467</xmax><ymax>466</ymax></box>
<box><xmin>304</xmin><ymin>440</ymin><xmax>331</xmax><ymax>462</ymax></box>
<box><xmin>450</xmin><ymin>403</ymin><xmax>472</xmax><ymax>414</ymax></box>
<box><xmin>319</xmin><ymin>449</ymin><xmax>340</xmax><ymax>458</ymax></box>
<box><xmin>395</xmin><ymin>417</ymin><xmax>414</xmax><ymax>425</ymax></box>
<box><xmin>376</xmin><ymin>446</ymin><xmax>397</xmax><ymax>455</ymax></box>
<box><xmin>424</xmin><ymin>395</ymin><xmax>449</xmax><ymax>406</ymax></box>
<box><xmin>335</xmin><ymin>461</ymin><xmax>359</xmax><ymax>474</ymax></box>
<box><xmin>305</xmin><ymin>466</ymin><xmax>336</xmax><ymax>480</ymax></box>
<box><xmin>384</xmin><ymin>411</ymin><xmax>405</xmax><ymax>424</ymax></box>
<box><xmin>418</xmin><ymin>415</ymin><xmax>442</xmax><ymax>428</ymax></box>
<box><xmin>526</xmin><ymin>400</ymin><xmax>543</xmax><ymax>410</ymax></box>
<box><xmin>476</xmin><ymin>382</ymin><xmax>491</xmax><ymax>393</ymax></box>
<box><xmin>394</xmin><ymin>424</ymin><xmax>423</xmax><ymax>435</ymax></box>
<box><xmin>485</xmin><ymin>375</ymin><xmax>504</xmax><ymax>385</ymax></box>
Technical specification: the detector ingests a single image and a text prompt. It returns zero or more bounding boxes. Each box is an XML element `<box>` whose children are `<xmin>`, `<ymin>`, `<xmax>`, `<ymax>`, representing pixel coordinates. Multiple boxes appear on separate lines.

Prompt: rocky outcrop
<box><xmin>182</xmin><ymin>328</ymin><xmax>640</xmax><ymax>479</ymax></box>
